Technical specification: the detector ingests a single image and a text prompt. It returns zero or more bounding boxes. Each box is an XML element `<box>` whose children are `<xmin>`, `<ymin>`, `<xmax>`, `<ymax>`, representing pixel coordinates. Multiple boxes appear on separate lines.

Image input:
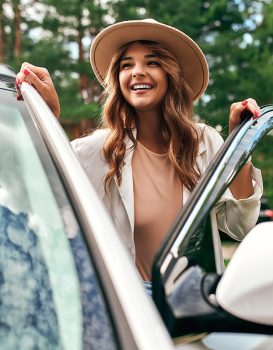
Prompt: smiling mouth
<box><xmin>131</xmin><ymin>84</ymin><xmax>153</xmax><ymax>91</ymax></box>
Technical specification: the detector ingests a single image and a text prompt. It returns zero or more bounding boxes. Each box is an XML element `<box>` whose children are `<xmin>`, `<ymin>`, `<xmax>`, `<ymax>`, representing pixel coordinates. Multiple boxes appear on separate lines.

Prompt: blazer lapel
<box><xmin>183</xmin><ymin>135</ymin><xmax>207</xmax><ymax>205</ymax></box>
<box><xmin>114</xmin><ymin>133</ymin><xmax>135</xmax><ymax>234</ymax></box>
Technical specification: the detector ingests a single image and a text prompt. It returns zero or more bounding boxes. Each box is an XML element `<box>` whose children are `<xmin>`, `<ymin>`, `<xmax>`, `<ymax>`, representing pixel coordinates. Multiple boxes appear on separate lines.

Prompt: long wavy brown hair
<box><xmin>101</xmin><ymin>40</ymin><xmax>202</xmax><ymax>192</ymax></box>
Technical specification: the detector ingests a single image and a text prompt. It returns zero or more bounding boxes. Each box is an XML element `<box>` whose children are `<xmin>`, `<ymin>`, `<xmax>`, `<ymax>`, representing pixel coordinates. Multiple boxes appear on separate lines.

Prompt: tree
<box><xmin>13</xmin><ymin>0</ymin><xmax>22</xmax><ymax>60</ymax></box>
<box><xmin>0</xmin><ymin>1</ymin><xmax>5</xmax><ymax>61</ymax></box>
<box><xmin>39</xmin><ymin>0</ymin><xmax>106</xmax><ymax>117</ymax></box>
<box><xmin>0</xmin><ymin>0</ymin><xmax>108</xmax><ymax>122</ymax></box>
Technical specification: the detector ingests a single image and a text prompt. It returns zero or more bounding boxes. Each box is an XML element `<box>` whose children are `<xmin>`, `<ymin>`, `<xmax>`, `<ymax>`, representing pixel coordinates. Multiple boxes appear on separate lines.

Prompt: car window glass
<box><xmin>177</xmin><ymin>216</ymin><xmax>216</xmax><ymax>272</ymax></box>
<box><xmin>0</xmin><ymin>96</ymin><xmax>117</xmax><ymax>350</ymax></box>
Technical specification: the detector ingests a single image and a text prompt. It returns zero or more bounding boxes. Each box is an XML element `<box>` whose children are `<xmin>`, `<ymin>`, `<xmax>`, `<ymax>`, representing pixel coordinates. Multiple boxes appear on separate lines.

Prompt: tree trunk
<box><xmin>78</xmin><ymin>25</ymin><xmax>89</xmax><ymax>101</ymax></box>
<box><xmin>0</xmin><ymin>2</ymin><xmax>5</xmax><ymax>61</ymax></box>
<box><xmin>14</xmin><ymin>2</ymin><xmax>22</xmax><ymax>59</ymax></box>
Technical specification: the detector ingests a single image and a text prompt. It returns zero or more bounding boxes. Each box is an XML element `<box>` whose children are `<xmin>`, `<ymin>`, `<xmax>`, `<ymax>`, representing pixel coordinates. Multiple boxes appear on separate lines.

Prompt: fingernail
<box><xmin>15</xmin><ymin>81</ymin><xmax>21</xmax><ymax>89</ymax></box>
<box><xmin>254</xmin><ymin>110</ymin><xmax>261</xmax><ymax>118</ymax></box>
<box><xmin>241</xmin><ymin>99</ymin><xmax>248</xmax><ymax>106</ymax></box>
<box><xmin>23</xmin><ymin>68</ymin><xmax>30</xmax><ymax>76</ymax></box>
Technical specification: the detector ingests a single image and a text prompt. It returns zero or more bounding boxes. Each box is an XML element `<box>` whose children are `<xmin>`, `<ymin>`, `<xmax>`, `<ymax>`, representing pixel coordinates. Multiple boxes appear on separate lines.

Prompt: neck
<box><xmin>135</xmin><ymin>109</ymin><xmax>166</xmax><ymax>154</ymax></box>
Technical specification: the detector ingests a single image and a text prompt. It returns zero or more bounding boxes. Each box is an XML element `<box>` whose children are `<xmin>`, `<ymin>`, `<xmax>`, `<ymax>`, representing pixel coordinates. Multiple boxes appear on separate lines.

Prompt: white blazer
<box><xmin>71</xmin><ymin>123</ymin><xmax>263</xmax><ymax>260</ymax></box>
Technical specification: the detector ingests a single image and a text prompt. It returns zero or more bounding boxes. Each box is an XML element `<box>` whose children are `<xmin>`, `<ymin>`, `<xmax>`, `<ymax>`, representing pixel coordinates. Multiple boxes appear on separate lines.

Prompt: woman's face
<box><xmin>118</xmin><ymin>42</ymin><xmax>168</xmax><ymax>115</ymax></box>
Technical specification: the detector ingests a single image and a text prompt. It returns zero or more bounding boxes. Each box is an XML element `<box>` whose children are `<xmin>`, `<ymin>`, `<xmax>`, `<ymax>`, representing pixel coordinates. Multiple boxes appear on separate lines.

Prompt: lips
<box><xmin>130</xmin><ymin>83</ymin><xmax>153</xmax><ymax>91</ymax></box>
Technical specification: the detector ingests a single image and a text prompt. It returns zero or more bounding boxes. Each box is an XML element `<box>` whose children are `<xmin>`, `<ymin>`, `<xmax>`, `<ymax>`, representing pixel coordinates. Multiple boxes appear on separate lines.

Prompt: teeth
<box><xmin>132</xmin><ymin>84</ymin><xmax>152</xmax><ymax>90</ymax></box>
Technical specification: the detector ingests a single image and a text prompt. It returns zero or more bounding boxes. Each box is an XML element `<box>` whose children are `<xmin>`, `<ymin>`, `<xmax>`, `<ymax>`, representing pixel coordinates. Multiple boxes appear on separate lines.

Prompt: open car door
<box><xmin>152</xmin><ymin>105</ymin><xmax>273</xmax><ymax>337</ymax></box>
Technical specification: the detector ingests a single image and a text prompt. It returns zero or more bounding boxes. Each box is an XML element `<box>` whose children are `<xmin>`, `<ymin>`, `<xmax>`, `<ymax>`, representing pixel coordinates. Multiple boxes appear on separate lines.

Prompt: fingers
<box><xmin>229</xmin><ymin>98</ymin><xmax>261</xmax><ymax>133</ymax></box>
<box><xmin>19</xmin><ymin>67</ymin><xmax>46</xmax><ymax>92</ymax></box>
<box><xmin>16</xmin><ymin>63</ymin><xmax>48</xmax><ymax>101</ymax></box>
<box><xmin>16</xmin><ymin>62</ymin><xmax>61</xmax><ymax>118</ymax></box>
<box><xmin>230</xmin><ymin>98</ymin><xmax>261</xmax><ymax>119</ymax></box>
<box><xmin>16</xmin><ymin>62</ymin><xmax>50</xmax><ymax>88</ymax></box>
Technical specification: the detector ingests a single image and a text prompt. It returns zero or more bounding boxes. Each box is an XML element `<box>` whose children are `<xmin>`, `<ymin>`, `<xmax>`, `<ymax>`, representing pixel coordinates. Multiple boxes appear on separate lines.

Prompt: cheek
<box><xmin>156</xmin><ymin>69</ymin><xmax>168</xmax><ymax>91</ymax></box>
<box><xmin>119</xmin><ymin>73</ymin><xmax>127</xmax><ymax>94</ymax></box>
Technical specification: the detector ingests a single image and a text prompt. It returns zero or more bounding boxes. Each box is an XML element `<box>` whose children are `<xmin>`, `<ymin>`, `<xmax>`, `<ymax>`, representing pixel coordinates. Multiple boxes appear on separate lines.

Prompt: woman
<box><xmin>16</xmin><ymin>19</ymin><xmax>262</xmax><ymax>282</ymax></box>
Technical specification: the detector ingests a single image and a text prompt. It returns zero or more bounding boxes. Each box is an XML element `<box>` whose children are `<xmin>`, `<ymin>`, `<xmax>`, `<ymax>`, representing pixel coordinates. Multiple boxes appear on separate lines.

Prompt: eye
<box><xmin>120</xmin><ymin>62</ymin><xmax>132</xmax><ymax>70</ymax></box>
<box><xmin>148</xmin><ymin>60</ymin><xmax>160</xmax><ymax>66</ymax></box>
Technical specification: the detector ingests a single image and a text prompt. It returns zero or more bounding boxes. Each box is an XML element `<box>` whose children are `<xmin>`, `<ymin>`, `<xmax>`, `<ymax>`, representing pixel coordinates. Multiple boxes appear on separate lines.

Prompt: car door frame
<box><xmin>20</xmin><ymin>81</ymin><xmax>174</xmax><ymax>350</ymax></box>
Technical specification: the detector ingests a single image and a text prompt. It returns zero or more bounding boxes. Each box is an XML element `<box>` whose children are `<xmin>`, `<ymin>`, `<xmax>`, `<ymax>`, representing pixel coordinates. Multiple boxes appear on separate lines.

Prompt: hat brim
<box><xmin>90</xmin><ymin>20</ymin><xmax>209</xmax><ymax>101</ymax></box>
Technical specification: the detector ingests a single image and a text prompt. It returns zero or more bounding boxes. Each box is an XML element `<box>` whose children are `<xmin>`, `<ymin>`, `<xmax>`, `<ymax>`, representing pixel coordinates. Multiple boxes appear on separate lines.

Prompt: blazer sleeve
<box><xmin>216</xmin><ymin>165</ymin><xmax>263</xmax><ymax>240</ymax></box>
<box><xmin>199</xmin><ymin>124</ymin><xmax>263</xmax><ymax>241</ymax></box>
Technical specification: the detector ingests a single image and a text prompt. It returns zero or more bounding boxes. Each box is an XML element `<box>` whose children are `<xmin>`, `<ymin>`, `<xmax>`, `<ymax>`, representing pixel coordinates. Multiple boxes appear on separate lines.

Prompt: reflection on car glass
<box><xmin>0</xmin><ymin>204</ymin><xmax>61</xmax><ymax>349</ymax></box>
<box><xmin>60</xmin><ymin>205</ymin><xmax>80</xmax><ymax>239</ymax></box>
<box><xmin>69</xmin><ymin>234</ymin><xmax>117</xmax><ymax>350</ymax></box>
<box><xmin>178</xmin><ymin>217</ymin><xmax>216</xmax><ymax>272</ymax></box>
<box><xmin>0</xmin><ymin>99</ymin><xmax>118</xmax><ymax>349</ymax></box>
<box><xmin>0</xmin><ymin>106</ymin><xmax>83</xmax><ymax>349</ymax></box>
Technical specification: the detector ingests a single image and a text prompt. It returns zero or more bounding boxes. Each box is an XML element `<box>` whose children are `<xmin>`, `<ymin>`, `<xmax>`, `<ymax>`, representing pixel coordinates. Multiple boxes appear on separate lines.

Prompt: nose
<box><xmin>132</xmin><ymin>63</ymin><xmax>146</xmax><ymax>78</ymax></box>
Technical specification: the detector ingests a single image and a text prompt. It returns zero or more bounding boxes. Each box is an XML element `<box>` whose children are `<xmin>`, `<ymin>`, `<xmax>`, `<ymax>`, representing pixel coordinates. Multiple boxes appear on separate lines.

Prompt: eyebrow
<box><xmin>120</xmin><ymin>54</ymin><xmax>157</xmax><ymax>62</ymax></box>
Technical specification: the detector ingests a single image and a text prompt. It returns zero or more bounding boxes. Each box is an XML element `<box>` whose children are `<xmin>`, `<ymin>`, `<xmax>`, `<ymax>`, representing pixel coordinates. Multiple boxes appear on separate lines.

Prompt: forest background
<box><xmin>1</xmin><ymin>0</ymin><xmax>273</xmax><ymax>204</ymax></box>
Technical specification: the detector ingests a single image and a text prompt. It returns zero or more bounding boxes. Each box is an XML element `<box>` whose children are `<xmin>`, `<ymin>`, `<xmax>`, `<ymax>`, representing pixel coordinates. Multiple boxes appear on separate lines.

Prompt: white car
<box><xmin>0</xmin><ymin>63</ymin><xmax>273</xmax><ymax>349</ymax></box>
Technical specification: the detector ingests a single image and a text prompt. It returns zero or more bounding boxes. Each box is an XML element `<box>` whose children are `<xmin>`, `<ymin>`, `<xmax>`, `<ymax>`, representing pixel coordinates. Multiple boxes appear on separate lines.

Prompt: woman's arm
<box><xmin>16</xmin><ymin>62</ymin><xmax>60</xmax><ymax>118</ymax></box>
<box><xmin>228</xmin><ymin>98</ymin><xmax>260</xmax><ymax>199</ymax></box>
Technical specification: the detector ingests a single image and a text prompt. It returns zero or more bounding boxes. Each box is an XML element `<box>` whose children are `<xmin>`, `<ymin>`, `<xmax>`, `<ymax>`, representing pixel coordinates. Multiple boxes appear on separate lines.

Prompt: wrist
<box><xmin>229</xmin><ymin>123</ymin><xmax>236</xmax><ymax>134</ymax></box>
<box><xmin>52</xmin><ymin>104</ymin><xmax>61</xmax><ymax>119</ymax></box>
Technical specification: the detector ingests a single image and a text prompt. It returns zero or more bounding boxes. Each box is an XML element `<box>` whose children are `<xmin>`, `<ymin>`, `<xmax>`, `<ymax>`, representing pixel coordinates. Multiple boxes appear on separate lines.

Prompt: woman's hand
<box><xmin>228</xmin><ymin>98</ymin><xmax>260</xmax><ymax>199</ymax></box>
<box><xmin>229</xmin><ymin>98</ymin><xmax>260</xmax><ymax>133</ymax></box>
<box><xmin>16</xmin><ymin>62</ymin><xmax>60</xmax><ymax>118</ymax></box>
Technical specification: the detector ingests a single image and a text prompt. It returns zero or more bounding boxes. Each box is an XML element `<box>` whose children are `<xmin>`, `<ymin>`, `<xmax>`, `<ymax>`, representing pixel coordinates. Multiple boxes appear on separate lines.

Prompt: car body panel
<box><xmin>176</xmin><ymin>333</ymin><xmax>273</xmax><ymax>350</ymax></box>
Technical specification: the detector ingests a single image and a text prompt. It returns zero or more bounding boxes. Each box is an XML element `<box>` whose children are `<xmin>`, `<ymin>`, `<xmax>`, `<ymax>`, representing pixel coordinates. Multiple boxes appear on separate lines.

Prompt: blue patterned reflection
<box><xmin>0</xmin><ymin>205</ymin><xmax>61</xmax><ymax>349</ymax></box>
<box><xmin>70</xmin><ymin>234</ymin><xmax>117</xmax><ymax>350</ymax></box>
<box><xmin>0</xmin><ymin>204</ymin><xmax>117</xmax><ymax>350</ymax></box>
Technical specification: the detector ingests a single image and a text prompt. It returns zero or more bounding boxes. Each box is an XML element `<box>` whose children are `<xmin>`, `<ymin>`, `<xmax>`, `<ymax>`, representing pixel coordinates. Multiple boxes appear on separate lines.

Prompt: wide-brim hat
<box><xmin>90</xmin><ymin>19</ymin><xmax>209</xmax><ymax>101</ymax></box>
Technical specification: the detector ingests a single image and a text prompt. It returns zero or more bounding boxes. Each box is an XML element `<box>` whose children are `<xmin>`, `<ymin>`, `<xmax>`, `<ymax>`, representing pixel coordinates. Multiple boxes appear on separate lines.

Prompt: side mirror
<box><xmin>216</xmin><ymin>222</ymin><xmax>273</xmax><ymax>326</ymax></box>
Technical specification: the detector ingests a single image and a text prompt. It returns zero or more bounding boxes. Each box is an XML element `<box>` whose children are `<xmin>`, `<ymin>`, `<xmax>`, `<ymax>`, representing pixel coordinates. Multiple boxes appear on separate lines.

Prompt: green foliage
<box><xmin>3</xmin><ymin>0</ymin><xmax>272</xmax><ymax>124</ymax></box>
<box><xmin>1</xmin><ymin>0</ymin><xmax>272</xmax><ymax>200</ymax></box>
<box><xmin>59</xmin><ymin>78</ymin><xmax>101</xmax><ymax>121</ymax></box>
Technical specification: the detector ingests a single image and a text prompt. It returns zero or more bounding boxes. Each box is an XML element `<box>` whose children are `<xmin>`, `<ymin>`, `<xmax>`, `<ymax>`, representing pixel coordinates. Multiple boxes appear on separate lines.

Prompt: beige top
<box><xmin>132</xmin><ymin>141</ymin><xmax>182</xmax><ymax>281</ymax></box>
<box><xmin>71</xmin><ymin>126</ymin><xmax>263</xmax><ymax>263</ymax></box>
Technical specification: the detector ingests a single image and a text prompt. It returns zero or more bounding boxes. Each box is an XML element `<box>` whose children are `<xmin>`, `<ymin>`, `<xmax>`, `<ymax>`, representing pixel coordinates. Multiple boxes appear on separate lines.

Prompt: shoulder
<box><xmin>195</xmin><ymin>123</ymin><xmax>224</xmax><ymax>160</ymax></box>
<box><xmin>196</xmin><ymin>122</ymin><xmax>224</xmax><ymax>149</ymax></box>
<box><xmin>71</xmin><ymin>128</ymin><xmax>109</xmax><ymax>156</ymax></box>
<box><xmin>70</xmin><ymin>129</ymin><xmax>110</xmax><ymax>194</ymax></box>
<box><xmin>70</xmin><ymin>128</ymin><xmax>110</xmax><ymax>171</ymax></box>
<box><xmin>195</xmin><ymin>122</ymin><xmax>223</xmax><ymax>140</ymax></box>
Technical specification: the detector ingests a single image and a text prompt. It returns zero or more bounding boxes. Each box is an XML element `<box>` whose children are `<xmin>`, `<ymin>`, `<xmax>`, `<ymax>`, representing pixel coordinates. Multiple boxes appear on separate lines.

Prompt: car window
<box><xmin>221</xmin><ymin>134</ymin><xmax>273</xmax><ymax>265</ymax></box>
<box><xmin>0</xmin><ymin>90</ymin><xmax>118</xmax><ymax>350</ymax></box>
<box><xmin>177</xmin><ymin>216</ymin><xmax>216</xmax><ymax>272</ymax></box>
